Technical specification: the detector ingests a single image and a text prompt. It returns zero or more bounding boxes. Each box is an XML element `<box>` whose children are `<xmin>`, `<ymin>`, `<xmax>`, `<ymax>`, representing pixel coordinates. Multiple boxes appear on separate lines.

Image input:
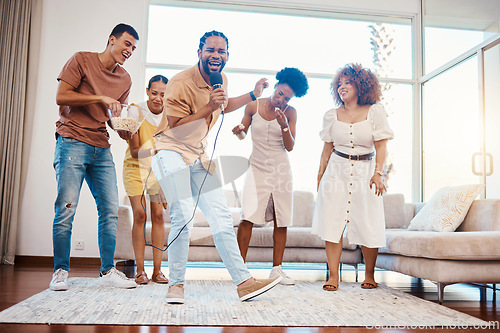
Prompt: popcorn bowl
<box><xmin>109</xmin><ymin>103</ymin><xmax>146</xmax><ymax>134</ymax></box>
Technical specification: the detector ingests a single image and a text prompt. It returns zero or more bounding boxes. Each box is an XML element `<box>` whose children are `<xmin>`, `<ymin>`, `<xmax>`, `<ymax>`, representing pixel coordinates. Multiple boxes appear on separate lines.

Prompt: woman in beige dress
<box><xmin>312</xmin><ymin>64</ymin><xmax>394</xmax><ymax>291</ymax></box>
<box><xmin>233</xmin><ymin>67</ymin><xmax>309</xmax><ymax>285</ymax></box>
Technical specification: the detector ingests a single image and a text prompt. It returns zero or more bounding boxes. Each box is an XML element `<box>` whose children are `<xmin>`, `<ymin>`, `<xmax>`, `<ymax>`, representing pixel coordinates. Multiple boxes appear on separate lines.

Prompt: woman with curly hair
<box><xmin>233</xmin><ymin>67</ymin><xmax>309</xmax><ymax>285</ymax></box>
<box><xmin>312</xmin><ymin>63</ymin><xmax>394</xmax><ymax>291</ymax></box>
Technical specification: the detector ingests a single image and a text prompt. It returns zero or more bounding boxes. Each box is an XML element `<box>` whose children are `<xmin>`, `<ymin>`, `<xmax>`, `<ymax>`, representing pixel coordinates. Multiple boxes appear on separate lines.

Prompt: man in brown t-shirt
<box><xmin>50</xmin><ymin>24</ymin><xmax>138</xmax><ymax>292</ymax></box>
<box><xmin>151</xmin><ymin>30</ymin><xmax>282</xmax><ymax>304</ymax></box>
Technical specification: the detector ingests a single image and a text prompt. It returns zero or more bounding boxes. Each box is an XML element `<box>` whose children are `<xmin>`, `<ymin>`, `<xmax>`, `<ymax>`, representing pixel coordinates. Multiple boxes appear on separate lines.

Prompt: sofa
<box><xmin>114</xmin><ymin>191</ymin><xmax>500</xmax><ymax>303</ymax></box>
<box><xmin>377</xmin><ymin>194</ymin><xmax>500</xmax><ymax>303</ymax></box>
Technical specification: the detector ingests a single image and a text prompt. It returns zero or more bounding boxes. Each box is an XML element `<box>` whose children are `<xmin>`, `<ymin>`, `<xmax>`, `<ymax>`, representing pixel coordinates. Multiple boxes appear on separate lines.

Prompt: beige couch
<box><xmin>114</xmin><ymin>190</ymin><xmax>362</xmax><ymax>275</ymax></box>
<box><xmin>377</xmin><ymin>194</ymin><xmax>500</xmax><ymax>303</ymax></box>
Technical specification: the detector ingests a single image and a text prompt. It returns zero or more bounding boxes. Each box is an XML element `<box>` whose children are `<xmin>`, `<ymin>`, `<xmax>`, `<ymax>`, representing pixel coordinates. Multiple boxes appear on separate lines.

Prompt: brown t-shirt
<box><xmin>56</xmin><ymin>51</ymin><xmax>132</xmax><ymax>148</ymax></box>
<box><xmin>154</xmin><ymin>64</ymin><xmax>228</xmax><ymax>174</ymax></box>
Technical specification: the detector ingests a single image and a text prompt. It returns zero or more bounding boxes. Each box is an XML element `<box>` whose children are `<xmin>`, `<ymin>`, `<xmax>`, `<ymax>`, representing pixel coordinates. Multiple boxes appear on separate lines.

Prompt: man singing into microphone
<box><xmin>151</xmin><ymin>30</ymin><xmax>281</xmax><ymax>304</ymax></box>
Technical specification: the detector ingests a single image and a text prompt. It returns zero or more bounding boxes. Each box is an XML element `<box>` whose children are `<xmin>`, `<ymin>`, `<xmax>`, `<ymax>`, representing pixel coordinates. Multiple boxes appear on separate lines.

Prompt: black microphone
<box><xmin>209</xmin><ymin>72</ymin><xmax>224</xmax><ymax>113</ymax></box>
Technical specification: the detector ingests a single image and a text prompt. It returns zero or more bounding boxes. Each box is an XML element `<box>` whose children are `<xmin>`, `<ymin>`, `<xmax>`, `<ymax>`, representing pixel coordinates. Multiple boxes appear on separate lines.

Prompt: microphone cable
<box><xmin>139</xmin><ymin>110</ymin><xmax>225</xmax><ymax>252</ymax></box>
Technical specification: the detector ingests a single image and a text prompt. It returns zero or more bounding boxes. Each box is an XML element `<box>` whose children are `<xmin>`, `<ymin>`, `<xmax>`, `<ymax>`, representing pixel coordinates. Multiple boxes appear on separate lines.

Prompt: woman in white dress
<box><xmin>232</xmin><ymin>68</ymin><xmax>309</xmax><ymax>285</ymax></box>
<box><xmin>312</xmin><ymin>64</ymin><xmax>394</xmax><ymax>291</ymax></box>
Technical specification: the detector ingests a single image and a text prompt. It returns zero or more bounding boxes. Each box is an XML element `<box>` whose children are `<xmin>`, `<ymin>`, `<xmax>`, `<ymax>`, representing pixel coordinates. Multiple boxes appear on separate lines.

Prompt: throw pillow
<box><xmin>407</xmin><ymin>184</ymin><xmax>484</xmax><ymax>232</ymax></box>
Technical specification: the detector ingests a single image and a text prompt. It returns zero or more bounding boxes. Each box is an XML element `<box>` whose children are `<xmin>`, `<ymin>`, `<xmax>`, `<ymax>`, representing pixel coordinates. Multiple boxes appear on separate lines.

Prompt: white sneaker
<box><xmin>269</xmin><ymin>265</ymin><xmax>295</xmax><ymax>285</ymax></box>
<box><xmin>50</xmin><ymin>268</ymin><xmax>69</xmax><ymax>291</ymax></box>
<box><xmin>100</xmin><ymin>267</ymin><xmax>137</xmax><ymax>289</ymax></box>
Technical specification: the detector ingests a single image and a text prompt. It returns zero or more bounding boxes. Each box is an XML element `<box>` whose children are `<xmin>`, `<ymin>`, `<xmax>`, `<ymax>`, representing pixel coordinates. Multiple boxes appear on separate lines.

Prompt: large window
<box><xmin>146</xmin><ymin>4</ymin><xmax>413</xmax><ymax>198</ymax></box>
<box><xmin>424</xmin><ymin>0</ymin><xmax>500</xmax><ymax>74</ymax></box>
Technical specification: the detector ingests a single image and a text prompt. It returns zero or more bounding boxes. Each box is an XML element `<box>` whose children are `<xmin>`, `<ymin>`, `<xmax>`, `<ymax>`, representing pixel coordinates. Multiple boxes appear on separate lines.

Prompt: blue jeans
<box><xmin>151</xmin><ymin>150</ymin><xmax>252</xmax><ymax>286</ymax></box>
<box><xmin>52</xmin><ymin>135</ymin><xmax>118</xmax><ymax>272</ymax></box>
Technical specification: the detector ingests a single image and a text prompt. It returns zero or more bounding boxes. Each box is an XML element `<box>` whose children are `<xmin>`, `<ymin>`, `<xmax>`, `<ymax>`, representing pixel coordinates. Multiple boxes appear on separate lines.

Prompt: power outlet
<box><xmin>75</xmin><ymin>240</ymin><xmax>84</xmax><ymax>250</ymax></box>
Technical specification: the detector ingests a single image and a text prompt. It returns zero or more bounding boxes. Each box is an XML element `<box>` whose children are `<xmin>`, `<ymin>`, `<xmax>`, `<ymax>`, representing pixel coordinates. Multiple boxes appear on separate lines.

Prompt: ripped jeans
<box><xmin>52</xmin><ymin>135</ymin><xmax>118</xmax><ymax>272</ymax></box>
<box><xmin>151</xmin><ymin>150</ymin><xmax>251</xmax><ymax>286</ymax></box>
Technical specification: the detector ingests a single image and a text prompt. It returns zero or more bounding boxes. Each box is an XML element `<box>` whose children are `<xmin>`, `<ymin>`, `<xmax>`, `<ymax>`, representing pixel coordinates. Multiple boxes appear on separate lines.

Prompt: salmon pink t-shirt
<box><xmin>56</xmin><ymin>51</ymin><xmax>131</xmax><ymax>148</ymax></box>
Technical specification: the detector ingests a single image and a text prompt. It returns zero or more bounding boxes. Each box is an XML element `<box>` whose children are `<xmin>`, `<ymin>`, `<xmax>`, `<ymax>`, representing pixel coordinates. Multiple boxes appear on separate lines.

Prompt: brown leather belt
<box><xmin>334</xmin><ymin>150</ymin><xmax>374</xmax><ymax>161</ymax></box>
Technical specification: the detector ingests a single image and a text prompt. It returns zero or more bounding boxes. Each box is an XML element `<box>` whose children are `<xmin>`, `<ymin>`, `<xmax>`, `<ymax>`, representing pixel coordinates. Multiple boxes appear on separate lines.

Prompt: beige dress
<box><xmin>241</xmin><ymin>100</ymin><xmax>293</xmax><ymax>227</ymax></box>
<box><xmin>311</xmin><ymin>103</ymin><xmax>394</xmax><ymax>247</ymax></box>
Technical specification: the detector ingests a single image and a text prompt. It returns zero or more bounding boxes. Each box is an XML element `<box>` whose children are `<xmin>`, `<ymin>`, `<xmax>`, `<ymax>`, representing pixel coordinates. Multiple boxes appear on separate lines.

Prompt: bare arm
<box><xmin>129</xmin><ymin>132</ymin><xmax>155</xmax><ymax>159</ymax></box>
<box><xmin>231</xmin><ymin>101</ymin><xmax>256</xmax><ymax>138</ymax></box>
<box><xmin>317</xmin><ymin>142</ymin><xmax>334</xmax><ymax>190</ymax></box>
<box><xmin>56</xmin><ymin>80</ymin><xmax>122</xmax><ymax>115</ymax></box>
<box><xmin>276</xmin><ymin>106</ymin><xmax>296</xmax><ymax>152</ymax></box>
<box><xmin>225</xmin><ymin>78</ymin><xmax>268</xmax><ymax>113</ymax></box>
<box><xmin>369</xmin><ymin>139</ymin><xmax>388</xmax><ymax>196</ymax></box>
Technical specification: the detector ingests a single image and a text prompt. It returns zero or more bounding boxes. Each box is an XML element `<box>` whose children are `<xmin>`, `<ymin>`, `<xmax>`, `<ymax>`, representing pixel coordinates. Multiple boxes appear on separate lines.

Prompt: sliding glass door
<box><xmin>483</xmin><ymin>42</ymin><xmax>500</xmax><ymax>198</ymax></box>
<box><xmin>422</xmin><ymin>57</ymin><xmax>482</xmax><ymax>199</ymax></box>
<box><xmin>422</xmin><ymin>0</ymin><xmax>500</xmax><ymax>200</ymax></box>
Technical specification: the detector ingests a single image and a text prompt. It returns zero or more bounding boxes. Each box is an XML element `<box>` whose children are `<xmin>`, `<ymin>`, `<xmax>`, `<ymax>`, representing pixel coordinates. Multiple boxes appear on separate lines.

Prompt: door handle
<box><xmin>486</xmin><ymin>153</ymin><xmax>494</xmax><ymax>176</ymax></box>
<box><xmin>472</xmin><ymin>152</ymin><xmax>482</xmax><ymax>176</ymax></box>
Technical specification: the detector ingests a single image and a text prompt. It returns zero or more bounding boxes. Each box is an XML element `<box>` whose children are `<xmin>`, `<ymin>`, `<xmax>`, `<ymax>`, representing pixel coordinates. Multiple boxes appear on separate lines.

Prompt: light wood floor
<box><xmin>0</xmin><ymin>259</ymin><xmax>498</xmax><ymax>332</ymax></box>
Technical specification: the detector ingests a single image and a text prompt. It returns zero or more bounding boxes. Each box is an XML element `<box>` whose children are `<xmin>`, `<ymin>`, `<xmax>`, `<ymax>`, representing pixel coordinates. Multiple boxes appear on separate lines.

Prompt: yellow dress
<box><xmin>123</xmin><ymin>102</ymin><xmax>161</xmax><ymax>197</ymax></box>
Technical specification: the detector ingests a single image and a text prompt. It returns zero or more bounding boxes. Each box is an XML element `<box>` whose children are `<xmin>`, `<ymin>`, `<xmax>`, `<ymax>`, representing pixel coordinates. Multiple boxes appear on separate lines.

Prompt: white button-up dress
<box><xmin>311</xmin><ymin>103</ymin><xmax>394</xmax><ymax>247</ymax></box>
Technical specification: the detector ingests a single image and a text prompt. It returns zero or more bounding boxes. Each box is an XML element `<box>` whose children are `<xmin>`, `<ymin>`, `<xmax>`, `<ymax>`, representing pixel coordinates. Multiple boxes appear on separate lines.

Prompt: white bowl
<box><xmin>110</xmin><ymin>104</ymin><xmax>146</xmax><ymax>134</ymax></box>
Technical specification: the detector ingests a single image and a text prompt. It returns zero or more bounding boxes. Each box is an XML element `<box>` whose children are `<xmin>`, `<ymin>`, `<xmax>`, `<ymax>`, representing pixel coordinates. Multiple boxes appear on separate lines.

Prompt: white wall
<box><xmin>17</xmin><ymin>0</ymin><xmax>148</xmax><ymax>258</ymax></box>
<box><xmin>17</xmin><ymin>0</ymin><xmax>419</xmax><ymax>258</ymax></box>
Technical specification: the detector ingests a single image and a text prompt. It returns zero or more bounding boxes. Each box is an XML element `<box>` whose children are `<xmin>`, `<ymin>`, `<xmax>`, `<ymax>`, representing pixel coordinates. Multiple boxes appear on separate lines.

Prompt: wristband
<box><xmin>249</xmin><ymin>91</ymin><xmax>257</xmax><ymax>101</ymax></box>
<box><xmin>374</xmin><ymin>170</ymin><xmax>383</xmax><ymax>176</ymax></box>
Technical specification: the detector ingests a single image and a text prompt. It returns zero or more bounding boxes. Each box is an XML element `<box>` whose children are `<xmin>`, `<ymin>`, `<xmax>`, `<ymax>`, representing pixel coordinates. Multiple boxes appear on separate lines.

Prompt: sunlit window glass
<box><xmin>424</xmin><ymin>0</ymin><xmax>499</xmax><ymax>73</ymax></box>
<box><xmin>147</xmin><ymin>5</ymin><xmax>413</xmax><ymax>197</ymax></box>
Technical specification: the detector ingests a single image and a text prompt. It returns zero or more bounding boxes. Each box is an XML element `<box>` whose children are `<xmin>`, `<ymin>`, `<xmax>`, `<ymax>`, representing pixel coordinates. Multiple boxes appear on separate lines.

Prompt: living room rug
<box><xmin>0</xmin><ymin>278</ymin><xmax>487</xmax><ymax>327</ymax></box>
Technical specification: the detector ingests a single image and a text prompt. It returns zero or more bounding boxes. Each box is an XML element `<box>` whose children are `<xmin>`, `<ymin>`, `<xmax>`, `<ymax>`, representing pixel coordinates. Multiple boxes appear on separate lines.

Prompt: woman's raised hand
<box><xmin>232</xmin><ymin>123</ymin><xmax>244</xmax><ymax>134</ymax></box>
<box><xmin>253</xmin><ymin>78</ymin><xmax>269</xmax><ymax>98</ymax></box>
<box><xmin>275</xmin><ymin>107</ymin><xmax>288</xmax><ymax>129</ymax></box>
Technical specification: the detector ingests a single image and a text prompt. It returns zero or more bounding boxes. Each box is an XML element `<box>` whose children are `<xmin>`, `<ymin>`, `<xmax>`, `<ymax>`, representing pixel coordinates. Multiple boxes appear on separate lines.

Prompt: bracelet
<box><xmin>282</xmin><ymin>127</ymin><xmax>289</xmax><ymax>132</ymax></box>
<box><xmin>249</xmin><ymin>91</ymin><xmax>256</xmax><ymax>101</ymax></box>
<box><xmin>374</xmin><ymin>170</ymin><xmax>383</xmax><ymax>176</ymax></box>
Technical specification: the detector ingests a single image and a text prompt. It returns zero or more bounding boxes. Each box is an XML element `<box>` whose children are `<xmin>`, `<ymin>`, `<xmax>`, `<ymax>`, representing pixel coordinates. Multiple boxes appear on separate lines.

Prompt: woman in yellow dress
<box><xmin>123</xmin><ymin>75</ymin><xmax>169</xmax><ymax>284</ymax></box>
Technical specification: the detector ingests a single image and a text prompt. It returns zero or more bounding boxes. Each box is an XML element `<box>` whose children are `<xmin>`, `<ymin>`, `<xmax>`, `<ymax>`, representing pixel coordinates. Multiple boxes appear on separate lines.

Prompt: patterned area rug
<box><xmin>0</xmin><ymin>278</ymin><xmax>487</xmax><ymax>327</ymax></box>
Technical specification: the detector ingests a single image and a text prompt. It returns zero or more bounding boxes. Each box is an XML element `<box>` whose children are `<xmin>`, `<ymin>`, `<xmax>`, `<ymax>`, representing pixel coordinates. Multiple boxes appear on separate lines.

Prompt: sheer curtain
<box><xmin>0</xmin><ymin>0</ymin><xmax>32</xmax><ymax>264</ymax></box>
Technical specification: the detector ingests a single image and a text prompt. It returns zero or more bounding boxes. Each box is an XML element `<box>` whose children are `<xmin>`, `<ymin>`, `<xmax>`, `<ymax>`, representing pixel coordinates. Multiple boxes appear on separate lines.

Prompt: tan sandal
<box><xmin>322</xmin><ymin>278</ymin><xmax>338</xmax><ymax>291</ymax></box>
<box><xmin>134</xmin><ymin>271</ymin><xmax>149</xmax><ymax>284</ymax></box>
<box><xmin>152</xmin><ymin>271</ymin><xmax>169</xmax><ymax>284</ymax></box>
<box><xmin>361</xmin><ymin>281</ymin><xmax>378</xmax><ymax>289</ymax></box>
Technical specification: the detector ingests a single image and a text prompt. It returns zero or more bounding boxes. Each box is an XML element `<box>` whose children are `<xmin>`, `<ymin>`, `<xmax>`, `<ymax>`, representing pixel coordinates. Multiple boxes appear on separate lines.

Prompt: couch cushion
<box><xmin>291</xmin><ymin>191</ymin><xmax>315</xmax><ymax>227</ymax></box>
<box><xmin>383</xmin><ymin>193</ymin><xmax>406</xmax><ymax>229</ymax></box>
<box><xmin>189</xmin><ymin>226</ymin><xmax>357</xmax><ymax>250</ymax></box>
<box><xmin>250</xmin><ymin>227</ymin><xmax>356</xmax><ymax>249</ymax></box>
<box><xmin>403</xmin><ymin>203</ymin><xmax>415</xmax><ymax>229</ymax></box>
<box><xmin>458</xmin><ymin>199</ymin><xmax>500</xmax><ymax>232</ymax></box>
<box><xmin>380</xmin><ymin>229</ymin><xmax>500</xmax><ymax>260</ymax></box>
<box><xmin>407</xmin><ymin>184</ymin><xmax>484</xmax><ymax>232</ymax></box>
